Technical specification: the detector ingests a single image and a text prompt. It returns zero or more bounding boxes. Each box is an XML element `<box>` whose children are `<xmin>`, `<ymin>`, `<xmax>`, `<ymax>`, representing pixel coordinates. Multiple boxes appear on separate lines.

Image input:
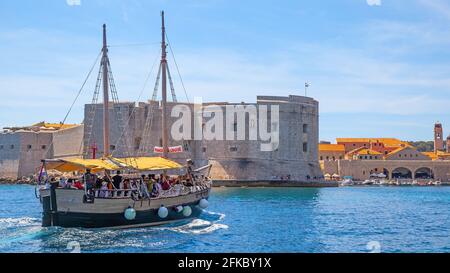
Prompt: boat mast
<box><xmin>102</xmin><ymin>24</ymin><xmax>110</xmax><ymax>157</ymax></box>
<box><xmin>161</xmin><ymin>11</ymin><xmax>169</xmax><ymax>158</ymax></box>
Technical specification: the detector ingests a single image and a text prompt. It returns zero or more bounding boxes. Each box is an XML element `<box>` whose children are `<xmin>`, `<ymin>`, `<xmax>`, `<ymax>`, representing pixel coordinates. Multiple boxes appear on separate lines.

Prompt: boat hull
<box><xmin>53</xmin><ymin>202</ymin><xmax>203</xmax><ymax>229</ymax></box>
<box><xmin>40</xmin><ymin>186</ymin><xmax>210</xmax><ymax>229</ymax></box>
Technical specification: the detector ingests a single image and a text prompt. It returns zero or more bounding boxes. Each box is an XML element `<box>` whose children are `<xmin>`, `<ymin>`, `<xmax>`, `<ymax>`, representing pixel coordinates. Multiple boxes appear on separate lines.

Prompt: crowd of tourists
<box><xmin>51</xmin><ymin>169</ymin><xmax>197</xmax><ymax>199</ymax></box>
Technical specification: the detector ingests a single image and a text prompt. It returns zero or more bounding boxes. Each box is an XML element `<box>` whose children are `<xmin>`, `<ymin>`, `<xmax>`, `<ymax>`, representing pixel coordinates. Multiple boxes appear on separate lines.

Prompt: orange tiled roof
<box><xmin>347</xmin><ymin>147</ymin><xmax>382</xmax><ymax>156</ymax></box>
<box><xmin>423</xmin><ymin>151</ymin><xmax>450</xmax><ymax>160</ymax></box>
<box><xmin>336</xmin><ymin>138</ymin><xmax>410</xmax><ymax>147</ymax></box>
<box><xmin>319</xmin><ymin>144</ymin><xmax>345</xmax><ymax>152</ymax></box>
<box><xmin>386</xmin><ymin>146</ymin><xmax>410</xmax><ymax>155</ymax></box>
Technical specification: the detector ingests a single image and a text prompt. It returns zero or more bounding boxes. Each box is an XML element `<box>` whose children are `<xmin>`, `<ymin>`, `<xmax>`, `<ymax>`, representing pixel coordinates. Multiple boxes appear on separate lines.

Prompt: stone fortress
<box><xmin>83</xmin><ymin>95</ymin><xmax>323</xmax><ymax>182</ymax></box>
<box><xmin>0</xmin><ymin>122</ymin><xmax>83</xmax><ymax>179</ymax></box>
<box><xmin>319</xmin><ymin>122</ymin><xmax>450</xmax><ymax>182</ymax></box>
<box><xmin>0</xmin><ymin>95</ymin><xmax>323</xmax><ymax>182</ymax></box>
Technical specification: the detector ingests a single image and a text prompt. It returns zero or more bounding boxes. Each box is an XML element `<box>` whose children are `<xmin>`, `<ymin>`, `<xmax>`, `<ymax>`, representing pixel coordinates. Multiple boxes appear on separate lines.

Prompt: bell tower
<box><xmin>446</xmin><ymin>135</ymin><xmax>450</xmax><ymax>153</ymax></box>
<box><xmin>434</xmin><ymin>122</ymin><xmax>444</xmax><ymax>152</ymax></box>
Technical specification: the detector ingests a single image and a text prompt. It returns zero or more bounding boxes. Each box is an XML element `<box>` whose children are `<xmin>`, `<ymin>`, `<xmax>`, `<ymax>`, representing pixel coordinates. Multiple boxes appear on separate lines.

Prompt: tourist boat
<box><xmin>36</xmin><ymin>11</ymin><xmax>213</xmax><ymax>228</ymax></box>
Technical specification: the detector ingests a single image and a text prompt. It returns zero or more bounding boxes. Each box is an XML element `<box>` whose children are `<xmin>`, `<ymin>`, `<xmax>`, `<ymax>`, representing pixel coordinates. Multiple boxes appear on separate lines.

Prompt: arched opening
<box><xmin>415</xmin><ymin>167</ymin><xmax>434</xmax><ymax>179</ymax></box>
<box><xmin>383</xmin><ymin>168</ymin><xmax>389</xmax><ymax>177</ymax></box>
<box><xmin>392</xmin><ymin>167</ymin><xmax>412</xmax><ymax>179</ymax></box>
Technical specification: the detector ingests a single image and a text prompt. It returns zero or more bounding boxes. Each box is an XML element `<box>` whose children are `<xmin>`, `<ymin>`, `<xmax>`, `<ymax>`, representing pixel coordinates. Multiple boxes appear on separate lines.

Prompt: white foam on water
<box><xmin>190</xmin><ymin>223</ymin><xmax>229</xmax><ymax>235</ymax></box>
<box><xmin>159</xmin><ymin>210</ymin><xmax>228</xmax><ymax>235</ymax></box>
<box><xmin>204</xmin><ymin>210</ymin><xmax>226</xmax><ymax>221</ymax></box>
<box><xmin>0</xmin><ymin>217</ymin><xmax>39</xmax><ymax>228</ymax></box>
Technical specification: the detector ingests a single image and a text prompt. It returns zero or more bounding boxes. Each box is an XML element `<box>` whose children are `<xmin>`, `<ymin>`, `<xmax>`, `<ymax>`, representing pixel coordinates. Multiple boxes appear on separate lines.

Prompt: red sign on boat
<box><xmin>154</xmin><ymin>146</ymin><xmax>183</xmax><ymax>154</ymax></box>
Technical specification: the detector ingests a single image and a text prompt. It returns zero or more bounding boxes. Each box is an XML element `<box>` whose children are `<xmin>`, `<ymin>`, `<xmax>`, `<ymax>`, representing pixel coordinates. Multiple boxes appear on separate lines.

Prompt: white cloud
<box><xmin>367</xmin><ymin>0</ymin><xmax>381</xmax><ymax>6</ymax></box>
<box><xmin>66</xmin><ymin>0</ymin><xmax>81</xmax><ymax>6</ymax></box>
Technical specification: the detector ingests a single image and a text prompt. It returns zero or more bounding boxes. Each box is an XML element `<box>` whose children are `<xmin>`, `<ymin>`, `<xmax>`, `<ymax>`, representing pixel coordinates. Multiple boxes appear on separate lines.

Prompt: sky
<box><xmin>1</xmin><ymin>0</ymin><xmax>450</xmax><ymax>142</ymax></box>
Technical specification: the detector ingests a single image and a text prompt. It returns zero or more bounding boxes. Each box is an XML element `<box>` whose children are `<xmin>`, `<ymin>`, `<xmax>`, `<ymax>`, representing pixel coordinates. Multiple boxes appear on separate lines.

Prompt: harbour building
<box><xmin>320</xmin><ymin>123</ymin><xmax>450</xmax><ymax>181</ymax></box>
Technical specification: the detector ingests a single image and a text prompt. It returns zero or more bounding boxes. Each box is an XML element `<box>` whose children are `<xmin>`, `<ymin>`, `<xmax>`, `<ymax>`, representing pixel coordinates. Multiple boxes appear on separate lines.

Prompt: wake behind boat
<box><xmin>36</xmin><ymin>11</ymin><xmax>213</xmax><ymax>229</ymax></box>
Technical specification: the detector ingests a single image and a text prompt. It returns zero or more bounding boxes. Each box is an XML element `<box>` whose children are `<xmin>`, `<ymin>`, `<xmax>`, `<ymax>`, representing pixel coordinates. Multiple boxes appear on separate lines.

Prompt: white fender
<box><xmin>183</xmin><ymin>206</ymin><xmax>192</xmax><ymax>217</ymax></box>
<box><xmin>199</xmin><ymin>199</ymin><xmax>209</xmax><ymax>209</ymax></box>
<box><xmin>124</xmin><ymin>208</ymin><xmax>136</xmax><ymax>221</ymax></box>
<box><xmin>158</xmin><ymin>206</ymin><xmax>169</xmax><ymax>218</ymax></box>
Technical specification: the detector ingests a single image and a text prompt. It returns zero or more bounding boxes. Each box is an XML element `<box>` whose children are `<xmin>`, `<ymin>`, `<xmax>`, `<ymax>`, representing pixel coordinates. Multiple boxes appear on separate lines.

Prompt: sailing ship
<box><xmin>37</xmin><ymin>11</ymin><xmax>212</xmax><ymax>229</ymax></box>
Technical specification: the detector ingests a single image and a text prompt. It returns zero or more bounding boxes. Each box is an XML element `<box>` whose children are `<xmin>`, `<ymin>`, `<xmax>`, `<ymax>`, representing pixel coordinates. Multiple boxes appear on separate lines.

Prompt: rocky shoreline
<box><xmin>0</xmin><ymin>178</ymin><xmax>37</xmax><ymax>185</ymax></box>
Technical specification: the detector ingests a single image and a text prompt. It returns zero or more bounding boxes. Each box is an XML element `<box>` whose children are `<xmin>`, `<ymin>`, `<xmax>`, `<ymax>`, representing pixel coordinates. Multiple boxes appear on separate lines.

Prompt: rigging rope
<box><xmin>165</xmin><ymin>33</ymin><xmax>190</xmax><ymax>103</ymax></box>
<box><xmin>111</xmin><ymin>48</ymin><xmax>162</xmax><ymax>158</ymax></box>
<box><xmin>108</xmin><ymin>42</ymin><xmax>159</xmax><ymax>48</ymax></box>
<box><xmin>62</xmin><ymin>51</ymin><xmax>102</xmax><ymax>125</ymax></box>
<box><xmin>42</xmin><ymin>51</ymin><xmax>102</xmax><ymax>160</ymax></box>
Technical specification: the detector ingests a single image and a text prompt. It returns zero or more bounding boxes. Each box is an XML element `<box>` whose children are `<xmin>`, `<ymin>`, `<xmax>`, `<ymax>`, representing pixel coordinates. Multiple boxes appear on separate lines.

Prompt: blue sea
<box><xmin>1</xmin><ymin>185</ymin><xmax>450</xmax><ymax>253</ymax></box>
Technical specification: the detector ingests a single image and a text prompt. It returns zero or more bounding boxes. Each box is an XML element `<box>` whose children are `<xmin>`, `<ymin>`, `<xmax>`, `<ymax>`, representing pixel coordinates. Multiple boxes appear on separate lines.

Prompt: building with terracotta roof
<box><xmin>320</xmin><ymin>127</ymin><xmax>450</xmax><ymax>182</ymax></box>
<box><xmin>0</xmin><ymin>122</ymin><xmax>84</xmax><ymax>179</ymax></box>
<box><xmin>336</xmin><ymin>138</ymin><xmax>410</xmax><ymax>155</ymax></box>
<box><xmin>318</xmin><ymin>144</ymin><xmax>345</xmax><ymax>161</ymax></box>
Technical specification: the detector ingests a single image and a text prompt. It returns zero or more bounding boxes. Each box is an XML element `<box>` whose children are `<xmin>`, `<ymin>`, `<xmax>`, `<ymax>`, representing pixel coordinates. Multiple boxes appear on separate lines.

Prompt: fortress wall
<box><xmin>17</xmin><ymin>131</ymin><xmax>53</xmax><ymax>178</ymax></box>
<box><xmin>53</xmin><ymin>125</ymin><xmax>84</xmax><ymax>158</ymax></box>
<box><xmin>84</xmin><ymin>95</ymin><xmax>322</xmax><ymax>181</ymax></box>
<box><xmin>0</xmin><ymin>133</ymin><xmax>21</xmax><ymax>179</ymax></box>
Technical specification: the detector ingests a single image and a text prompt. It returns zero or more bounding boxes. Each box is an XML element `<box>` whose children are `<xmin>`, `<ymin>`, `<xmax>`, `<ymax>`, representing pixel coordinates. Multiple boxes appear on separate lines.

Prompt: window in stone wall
<box><xmin>320</xmin><ymin>156</ymin><xmax>323</xmax><ymax>160</ymax></box>
<box><xmin>134</xmin><ymin>137</ymin><xmax>142</xmax><ymax>151</ymax></box>
<box><xmin>183</xmin><ymin>143</ymin><xmax>190</xmax><ymax>152</ymax></box>
<box><xmin>110</xmin><ymin>145</ymin><xmax>116</xmax><ymax>151</ymax></box>
<box><xmin>0</xmin><ymin>145</ymin><xmax>3</xmax><ymax>150</ymax></box>
<box><xmin>202</xmin><ymin>147</ymin><xmax>207</xmax><ymax>153</ymax></box>
<box><xmin>303</xmin><ymin>124</ymin><xmax>308</xmax><ymax>134</ymax></box>
<box><xmin>230</xmin><ymin>146</ymin><xmax>238</xmax><ymax>152</ymax></box>
<box><xmin>42</xmin><ymin>145</ymin><xmax>47</xmax><ymax>150</ymax></box>
<box><xmin>27</xmin><ymin>145</ymin><xmax>32</xmax><ymax>151</ymax></box>
<box><xmin>303</xmin><ymin>142</ymin><xmax>308</xmax><ymax>153</ymax></box>
<box><xmin>10</xmin><ymin>145</ymin><xmax>14</xmax><ymax>150</ymax></box>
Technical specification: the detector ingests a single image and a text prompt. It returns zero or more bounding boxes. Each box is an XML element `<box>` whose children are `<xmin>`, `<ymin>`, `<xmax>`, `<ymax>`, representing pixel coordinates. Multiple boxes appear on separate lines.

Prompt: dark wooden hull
<box><xmin>53</xmin><ymin>202</ymin><xmax>203</xmax><ymax>229</ymax></box>
<box><xmin>40</xmin><ymin>186</ymin><xmax>210</xmax><ymax>229</ymax></box>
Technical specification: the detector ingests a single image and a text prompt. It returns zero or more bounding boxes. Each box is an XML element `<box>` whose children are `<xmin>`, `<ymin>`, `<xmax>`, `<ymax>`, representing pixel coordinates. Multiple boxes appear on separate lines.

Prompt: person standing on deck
<box><xmin>83</xmin><ymin>169</ymin><xmax>96</xmax><ymax>191</ymax></box>
<box><xmin>112</xmin><ymin>171</ymin><xmax>122</xmax><ymax>196</ymax></box>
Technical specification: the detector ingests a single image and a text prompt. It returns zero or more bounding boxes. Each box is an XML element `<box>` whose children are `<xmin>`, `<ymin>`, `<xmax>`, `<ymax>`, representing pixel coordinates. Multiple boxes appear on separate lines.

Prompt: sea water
<box><xmin>1</xmin><ymin>185</ymin><xmax>450</xmax><ymax>253</ymax></box>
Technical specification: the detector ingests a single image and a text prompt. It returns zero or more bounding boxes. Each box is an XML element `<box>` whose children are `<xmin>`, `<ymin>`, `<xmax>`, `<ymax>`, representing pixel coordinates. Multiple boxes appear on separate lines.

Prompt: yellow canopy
<box><xmin>44</xmin><ymin>157</ymin><xmax>183</xmax><ymax>173</ymax></box>
<box><xmin>44</xmin><ymin>158</ymin><xmax>121</xmax><ymax>173</ymax></box>
<box><xmin>111</xmin><ymin>157</ymin><xmax>183</xmax><ymax>171</ymax></box>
